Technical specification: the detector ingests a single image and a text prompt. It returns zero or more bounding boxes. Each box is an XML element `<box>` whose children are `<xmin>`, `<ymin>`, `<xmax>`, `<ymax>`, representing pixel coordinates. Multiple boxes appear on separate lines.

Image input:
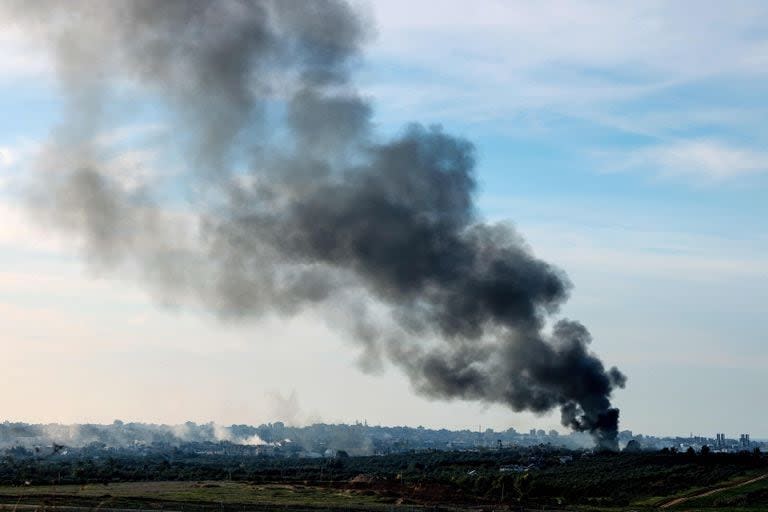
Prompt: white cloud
<box><xmin>0</xmin><ymin>25</ymin><xmax>51</xmax><ymax>81</ymax></box>
<box><xmin>482</xmin><ymin>194</ymin><xmax>768</xmax><ymax>284</ymax></box>
<box><xmin>0</xmin><ymin>139</ymin><xmax>40</xmax><ymax>195</ymax></box>
<box><xmin>363</xmin><ymin>0</ymin><xmax>768</xmax><ymax>143</ymax></box>
<box><xmin>0</xmin><ymin>139</ymin><xmax>39</xmax><ymax>171</ymax></box>
<box><xmin>0</xmin><ymin>146</ymin><xmax>16</xmax><ymax>167</ymax></box>
<box><xmin>94</xmin><ymin>122</ymin><xmax>167</xmax><ymax>148</ymax></box>
<box><xmin>529</xmin><ymin>222</ymin><xmax>768</xmax><ymax>284</ymax></box>
<box><xmin>371</xmin><ymin>2</ymin><xmax>767</xmax><ymax>84</ymax></box>
<box><xmin>616</xmin><ymin>140</ymin><xmax>768</xmax><ymax>181</ymax></box>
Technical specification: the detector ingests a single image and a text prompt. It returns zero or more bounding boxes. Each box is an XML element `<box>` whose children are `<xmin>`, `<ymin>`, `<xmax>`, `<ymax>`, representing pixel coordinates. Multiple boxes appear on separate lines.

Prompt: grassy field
<box><xmin>680</xmin><ymin>473</ymin><xmax>768</xmax><ymax>509</ymax></box>
<box><xmin>0</xmin><ymin>481</ymin><xmax>405</xmax><ymax>511</ymax></box>
<box><xmin>0</xmin><ymin>457</ymin><xmax>766</xmax><ymax>511</ymax></box>
<box><xmin>623</xmin><ymin>470</ymin><xmax>768</xmax><ymax>511</ymax></box>
<box><xmin>1</xmin><ymin>478</ymin><xmax>768</xmax><ymax>511</ymax></box>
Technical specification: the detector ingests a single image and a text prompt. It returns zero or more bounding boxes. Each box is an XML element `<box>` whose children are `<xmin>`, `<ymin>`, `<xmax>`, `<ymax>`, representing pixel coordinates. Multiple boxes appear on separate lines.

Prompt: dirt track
<box><xmin>659</xmin><ymin>472</ymin><xmax>768</xmax><ymax>508</ymax></box>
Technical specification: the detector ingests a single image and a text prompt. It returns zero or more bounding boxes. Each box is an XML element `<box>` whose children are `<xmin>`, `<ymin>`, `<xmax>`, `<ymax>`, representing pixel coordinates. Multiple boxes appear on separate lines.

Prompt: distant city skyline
<box><xmin>0</xmin><ymin>420</ymin><xmax>764</xmax><ymax>454</ymax></box>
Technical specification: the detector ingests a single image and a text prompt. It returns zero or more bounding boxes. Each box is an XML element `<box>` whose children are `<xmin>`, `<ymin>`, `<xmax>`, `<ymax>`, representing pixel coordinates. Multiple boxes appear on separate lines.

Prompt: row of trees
<box><xmin>659</xmin><ymin>445</ymin><xmax>762</xmax><ymax>456</ymax></box>
<box><xmin>0</xmin><ymin>448</ymin><xmax>764</xmax><ymax>508</ymax></box>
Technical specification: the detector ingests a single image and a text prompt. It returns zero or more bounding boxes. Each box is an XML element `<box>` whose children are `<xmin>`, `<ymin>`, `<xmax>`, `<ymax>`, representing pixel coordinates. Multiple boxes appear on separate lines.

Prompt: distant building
<box><xmin>500</xmin><ymin>464</ymin><xmax>529</xmax><ymax>473</ymax></box>
<box><xmin>715</xmin><ymin>433</ymin><xmax>728</xmax><ymax>448</ymax></box>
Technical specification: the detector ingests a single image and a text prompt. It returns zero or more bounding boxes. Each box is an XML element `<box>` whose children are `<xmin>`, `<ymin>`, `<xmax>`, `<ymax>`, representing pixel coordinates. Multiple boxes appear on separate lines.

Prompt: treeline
<box><xmin>0</xmin><ymin>445</ymin><xmax>563</xmax><ymax>486</ymax></box>
<box><xmin>0</xmin><ymin>448</ymin><xmax>764</xmax><ymax>508</ymax></box>
<box><xmin>529</xmin><ymin>450</ymin><xmax>765</xmax><ymax>507</ymax></box>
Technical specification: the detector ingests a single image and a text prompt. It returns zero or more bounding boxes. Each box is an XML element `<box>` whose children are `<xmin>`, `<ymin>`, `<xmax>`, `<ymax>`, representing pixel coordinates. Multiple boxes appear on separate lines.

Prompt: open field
<box><xmin>0</xmin><ymin>450</ymin><xmax>766</xmax><ymax>511</ymax></box>
<box><xmin>665</xmin><ymin>472</ymin><xmax>768</xmax><ymax>510</ymax></box>
<box><xmin>0</xmin><ymin>481</ymin><xmax>391</xmax><ymax>511</ymax></box>
<box><xmin>0</xmin><ymin>481</ymin><xmax>469</xmax><ymax>512</ymax></box>
<box><xmin>1</xmin><ymin>474</ymin><xmax>768</xmax><ymax>512</ymax></box>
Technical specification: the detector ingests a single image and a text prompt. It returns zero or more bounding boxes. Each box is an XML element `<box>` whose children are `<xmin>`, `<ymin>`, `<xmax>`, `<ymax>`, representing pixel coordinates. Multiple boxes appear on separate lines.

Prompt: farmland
<box><xmin>0</xmin><ymin>448</ymin><xmax>766</xmax><ymax>510</ymax></box>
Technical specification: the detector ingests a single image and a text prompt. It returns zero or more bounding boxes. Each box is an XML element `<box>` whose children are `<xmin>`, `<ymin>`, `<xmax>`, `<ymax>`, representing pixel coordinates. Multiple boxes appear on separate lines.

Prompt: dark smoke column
<box><xmin>2</xmin><ymin>0</ymin><xmax>625</xmax><ymax>449</ymax></box>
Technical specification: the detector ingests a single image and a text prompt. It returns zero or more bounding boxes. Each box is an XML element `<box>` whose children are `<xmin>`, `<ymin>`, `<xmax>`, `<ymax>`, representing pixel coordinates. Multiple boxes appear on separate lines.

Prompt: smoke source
<box><xmin>2</xmin><ymin>0</ymin><xmax>625</xmax><ymax>449</ymax></box>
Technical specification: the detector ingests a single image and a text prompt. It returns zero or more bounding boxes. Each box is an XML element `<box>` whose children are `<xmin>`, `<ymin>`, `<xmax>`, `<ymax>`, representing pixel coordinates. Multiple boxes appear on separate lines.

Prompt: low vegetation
<box><xmin>0</xmin><ymin>448</ymin><xmax>764</xmax><ymax>510</ymax></box>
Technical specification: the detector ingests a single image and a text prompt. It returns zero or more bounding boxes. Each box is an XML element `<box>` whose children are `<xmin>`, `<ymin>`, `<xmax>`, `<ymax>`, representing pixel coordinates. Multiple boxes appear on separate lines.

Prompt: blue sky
<box><xmin>0</xmin><ymin>0</ymin><xmax>766</xmax><ymax>437</ymax></box>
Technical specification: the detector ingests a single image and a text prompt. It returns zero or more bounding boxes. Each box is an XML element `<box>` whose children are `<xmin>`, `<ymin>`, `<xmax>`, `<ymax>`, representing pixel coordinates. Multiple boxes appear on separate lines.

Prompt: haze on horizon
<box><xmin>0</xmin><ymin>0</ymin><xmax>766</xmax><ymax>440</ymax></box>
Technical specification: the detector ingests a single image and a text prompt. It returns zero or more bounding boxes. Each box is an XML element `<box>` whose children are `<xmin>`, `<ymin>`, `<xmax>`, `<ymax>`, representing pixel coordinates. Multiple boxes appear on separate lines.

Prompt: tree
<box><xmin>513</xmin><ymin>473</ymin><xmax>533</xmax><ymax>507</ymax></box>
<box><xmin>685</xmin><ymin>447</ymin><xmax>695</xmax><ymax>455</ymax></box>
<box><xmin>700</xmin><ymin>445</ymin><xmax>710</xmax><ymax>455</ymax></box>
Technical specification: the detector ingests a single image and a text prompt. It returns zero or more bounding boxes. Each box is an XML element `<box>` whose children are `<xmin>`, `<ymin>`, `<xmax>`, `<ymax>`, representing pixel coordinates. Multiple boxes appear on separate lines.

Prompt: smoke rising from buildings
<box><xmin>0</xmin><ymin>421</ymin><xmax>277</xmax><ymax>449</ymax></box>
<box><xmin>2</xmin><ymin>0</ymin><xmax>625</xmax><ymax>449</ymax></box>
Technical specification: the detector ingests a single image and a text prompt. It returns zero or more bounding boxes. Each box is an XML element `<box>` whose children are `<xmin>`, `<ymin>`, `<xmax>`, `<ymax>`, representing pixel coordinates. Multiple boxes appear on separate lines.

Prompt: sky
<box><xmin>0</xmin><ymin>0</ymin><xmax>766</xmax><ymax>438</ymax></box>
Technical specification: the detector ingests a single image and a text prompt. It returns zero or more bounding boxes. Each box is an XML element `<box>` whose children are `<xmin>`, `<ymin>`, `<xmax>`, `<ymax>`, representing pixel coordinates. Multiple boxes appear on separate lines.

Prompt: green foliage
<box><xmin>0</xmin><ymin>447</ymin><xmax>763</xmax><ymax>509</ymax></box>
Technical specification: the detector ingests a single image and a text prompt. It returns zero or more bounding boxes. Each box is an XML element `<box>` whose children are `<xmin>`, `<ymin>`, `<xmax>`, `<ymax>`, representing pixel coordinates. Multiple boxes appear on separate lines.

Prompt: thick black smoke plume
<box><xmin>2</xmin><ymin>0</ymin><xmax>625</xmax><ymax>448</ymax></box>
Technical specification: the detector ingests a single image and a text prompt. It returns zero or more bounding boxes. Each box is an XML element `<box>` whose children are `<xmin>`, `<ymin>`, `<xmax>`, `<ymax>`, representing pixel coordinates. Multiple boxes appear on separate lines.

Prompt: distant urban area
<box><xmin>1</xmin><ymin>421</ymin><xmax>766</xmax><ymax>510</ymax></box>
<box><xmin>1</xmin><ymin>421</ymin><xmax>764</xmax><ymax>459</ymax></box>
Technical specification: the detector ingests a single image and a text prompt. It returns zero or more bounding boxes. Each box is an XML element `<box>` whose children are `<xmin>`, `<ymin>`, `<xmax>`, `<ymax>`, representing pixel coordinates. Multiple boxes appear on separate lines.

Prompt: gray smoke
<box><xmin>0</xmin><ymin>421</ymin><xmax>274</xmax><ymax>449</ymax></box>
<box><xmin>2</xmin><ymin>0</ymin><xmax>625</xmax><ymax>449</ymax></box>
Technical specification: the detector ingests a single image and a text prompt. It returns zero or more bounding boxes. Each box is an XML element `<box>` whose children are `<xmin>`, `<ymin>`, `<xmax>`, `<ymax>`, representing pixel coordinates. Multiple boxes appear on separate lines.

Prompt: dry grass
<box><xmin>0</xmin><ymin>481</ymin><xmax>390</xmax><ymax>510</ymax></box>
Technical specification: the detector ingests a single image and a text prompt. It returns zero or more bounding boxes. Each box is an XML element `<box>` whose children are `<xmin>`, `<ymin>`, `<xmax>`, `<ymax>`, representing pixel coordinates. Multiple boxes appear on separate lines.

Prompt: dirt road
<box><xmin>659</xmin><ymin>472</ymin><xmax>768</xmax><ymax>508</ymax></box>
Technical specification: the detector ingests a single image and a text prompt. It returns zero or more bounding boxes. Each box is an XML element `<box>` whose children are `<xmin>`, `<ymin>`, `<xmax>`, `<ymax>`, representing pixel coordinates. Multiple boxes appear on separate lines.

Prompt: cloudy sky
<box><xmin>0</xmin><ymin>0</ymin><xmax>766</xmax><ymax>437</ymax></box>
